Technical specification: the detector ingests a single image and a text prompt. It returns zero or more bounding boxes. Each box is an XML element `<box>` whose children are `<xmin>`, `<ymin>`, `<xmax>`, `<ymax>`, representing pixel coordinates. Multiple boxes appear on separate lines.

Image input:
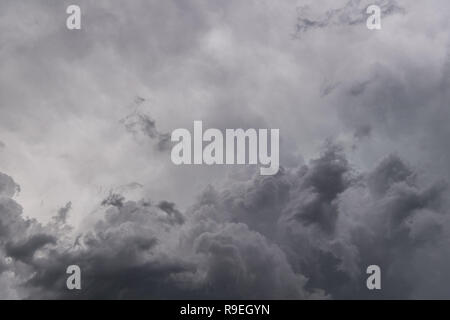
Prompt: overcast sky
<box><xmin>1</xmin><ymin>0</ymin><xmax>450</xmax><ymax>299</ymax></box>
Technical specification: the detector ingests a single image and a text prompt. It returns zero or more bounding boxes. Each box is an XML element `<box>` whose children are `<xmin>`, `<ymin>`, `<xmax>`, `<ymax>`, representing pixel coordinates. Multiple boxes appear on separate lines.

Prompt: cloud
<box><xmin>0</xmin><ymin>172</ymin><xmax>20</xmax><ymax>198</ymax></box>
<box><xmin>1</xmin><ymin>0</ymin><xmax>450</xmax><ymax>300</ymax></box>
<box><xmin>191</xmin><ymin>223</ymin><xmax>322</xmax><ymax>299</ymax></box>
<box><xmin>1</xmin><ymin>141</ymin><xmax>449</xmax><ymax>299</ymax></box>
<box><xmin>51</xmin><ymin>202</ymin><xmax>72</xmax><ymax>225</ymax></box>
<box><xmin>353</xmin><ymin>125</ymin><xmax>371</xmax><ymax>140</ymax></box>
<box><xmin>177</xmin><ymin>143</ymin><xmax>450</xmax><ymax>299</ymax></box>
<box><xmin>120</xmin><ymin>97</ymin><xmax>172</xmax><ymax>151</ymax></box>
<box><xmin>5</xmin><ymin>234</ymin><xmax>56</xmax><ymax>263</ymax></box>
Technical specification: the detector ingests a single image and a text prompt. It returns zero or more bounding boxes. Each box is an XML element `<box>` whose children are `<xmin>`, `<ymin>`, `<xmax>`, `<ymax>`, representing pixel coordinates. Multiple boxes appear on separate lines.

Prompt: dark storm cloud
<box><xmin>3</xmin><ymin>141</ymin><xmax>449</xmax><ymax>299</ymax></box>
<box><xmin>1</xmin><ymin>0</ymin><xmax>450</xmax><ymax>301</ymax></box>
<box><xmin>295</xmin><ymin>0</ymin><xmax>404</xmax><ymax>35</ymax></box>
<box><xmin>24</xmin><ymin>201</ymin><xmax>190</xmax><ymax>299</ymax></box>
<box><xmin>5</xmin><ymin>234</ymin><xmax>56</xmax><ymax>263</ymax></box>
<box><xmin>157</xmin><ymin>201</ymin><xmax>185</xmax><ymax>225</ymax></box>
<box><xmin>209</xmin><ymin>145</ymin><xmax>450</xmax><ymax>299</ymax></box>
<box><xmin>290</xmin><ymin>144</ymin><xmax>352</xmax><ymax>233</ymax></box>
<box><xmin>0</xmin><ymin>180</ymin><xmax>194</xmax><ymax>299</ymax></box>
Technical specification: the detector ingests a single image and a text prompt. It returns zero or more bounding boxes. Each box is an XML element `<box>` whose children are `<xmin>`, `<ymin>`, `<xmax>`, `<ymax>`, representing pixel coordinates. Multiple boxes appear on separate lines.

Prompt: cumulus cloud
<box><xmin>1</xmin><ymin>142</ymin><xmax>449</xmax><ymax>299</ymax></box>
<box><xmin>1</xmin><ymin>0</ymin><xmax>450</xmax><ymax>300</ymax></box>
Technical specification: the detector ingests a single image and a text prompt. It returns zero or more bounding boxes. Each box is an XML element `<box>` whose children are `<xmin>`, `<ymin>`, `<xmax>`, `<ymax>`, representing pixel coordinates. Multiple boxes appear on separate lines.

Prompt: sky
<box><xmin>1</xmin><ymin>0</ymin><xmax>450</xmax><ymax>299</ymax></box>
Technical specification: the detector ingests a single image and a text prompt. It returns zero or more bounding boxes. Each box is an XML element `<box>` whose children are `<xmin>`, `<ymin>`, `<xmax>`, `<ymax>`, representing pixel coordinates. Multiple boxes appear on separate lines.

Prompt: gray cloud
<box><xmin>1</xmin><ymin>141</ymin><xmax>449</xmax><ymax>299</ymax></box>
<box><xmin>5</xmin><ymin>234</ymin><xmax>56</xmax><ymax>263</ymax></box>
<box><xmin>0</xmin><ymin>172</ymin><xmax>20</xmax><ymax>198</ymax></box>
<box><xmin>120</xmin><ymin>97</ymin><xmax>172</xmax><ymax>151</ymax></box>
<box><xmin>331</xmin><ymin>51</ymin><xmax>450</xmax><ymax>179</ymax></box>
<box><xmin>353</xmin><ymin>124</ymin><xmax>371</xmax><ymax>140</ymax></box>
<box><xmin>51</xmin><ymin>202</ymin><xmax>72</xmax><ymax>225</ymax></box>
<box><xmin>1</xmin><ymin>0</ymin><xmax>450</xmax><ymax>300</ymax></box>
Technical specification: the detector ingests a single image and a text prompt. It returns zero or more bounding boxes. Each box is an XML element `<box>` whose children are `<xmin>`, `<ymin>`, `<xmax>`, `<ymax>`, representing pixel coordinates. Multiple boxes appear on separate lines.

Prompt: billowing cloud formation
<box><xmin>1</xmin><ymin>143</ymin><xmax>449</xmax><ymax>299</ymax></box>
<box><xmin>1</xmin><ymin>0</ymin><xmax>450</xmax><ymax>300</ymax></box>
